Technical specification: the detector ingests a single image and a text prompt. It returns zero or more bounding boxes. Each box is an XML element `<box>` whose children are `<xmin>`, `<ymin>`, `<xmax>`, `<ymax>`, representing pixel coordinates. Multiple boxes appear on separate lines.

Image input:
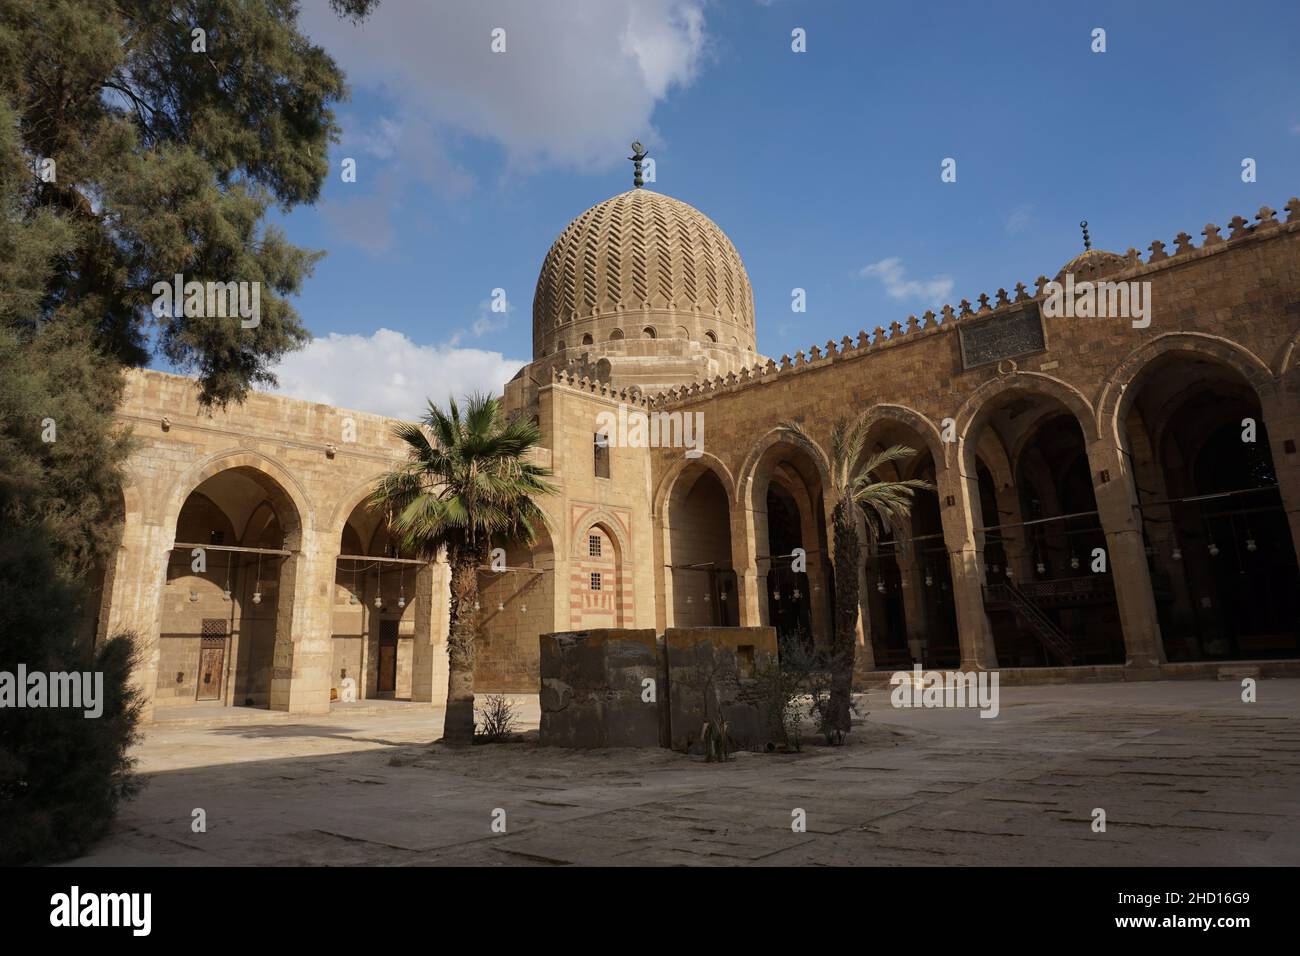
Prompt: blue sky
<box><xmin>253</xmin><ymin>0</ymin><xmax>1300</xmax><ymax>418</ymax></box>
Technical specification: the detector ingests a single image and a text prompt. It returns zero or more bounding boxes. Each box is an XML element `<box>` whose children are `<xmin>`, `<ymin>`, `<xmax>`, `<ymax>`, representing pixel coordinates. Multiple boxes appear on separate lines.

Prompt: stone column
<box><xmin>658</xmin><ymin>563</ymin><xmax>676</xmax><ymax>630</ymax></box>
<box><xmin>1086</xmin><ymin>439</ymin><xmax>1166</xmax><ymax>672</ymax></box>
<box><xmin>269</xmin><ymin>529</ymin><xmax>336</xmax><ymax>714</ymax></box>
<box><xmin>938</xmin><ymin>462</ymin><xmax>998</xmax><ymax>670</ymax></box>
<box><xmin>411</xmin><ymin>558</ymin><xmax>450</xmax><ymax>705</ymax></box>
<box><xmin>1262</xmin><ymin>392</ymin><xmax>1300</xmax><ymax>568</ymax></box>
<box><xmin>654</xmin><ymin>517</ymin><xmax>674</xmax><ymax>631</ymax></box>
<box><xmin>898</xmin><ymin>551</ymin><xmax>928</xmax><ymax>662</ymax></box>
<box><xmin>730</xmin><ymin>503</ymin><xmax>763</xmax><ymax>627</ymax></box>
<box><xmin>102</xmin><ymin>513</ymin><xmax>172</xmax><ymax>721</ymax></box>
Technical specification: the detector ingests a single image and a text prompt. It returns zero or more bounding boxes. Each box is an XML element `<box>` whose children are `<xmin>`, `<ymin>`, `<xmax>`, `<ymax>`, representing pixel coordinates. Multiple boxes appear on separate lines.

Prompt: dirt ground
<box><xmin>65</xmin><ymin>679</ymin><xmax>1300</xmax><ymax>866</ymax></box>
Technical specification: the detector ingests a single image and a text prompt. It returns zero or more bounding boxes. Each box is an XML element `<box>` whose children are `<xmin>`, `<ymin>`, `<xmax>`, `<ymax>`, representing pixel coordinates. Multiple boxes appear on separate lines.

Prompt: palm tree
<box><xmin>369</xmin><ymin>394</ymin><xmax>554</xmax><ymax>745</ymax></box>
<box><xmin>784</xmin><ymin>417</ymin><xmax>934</xmax><ymax>738</ymax></box>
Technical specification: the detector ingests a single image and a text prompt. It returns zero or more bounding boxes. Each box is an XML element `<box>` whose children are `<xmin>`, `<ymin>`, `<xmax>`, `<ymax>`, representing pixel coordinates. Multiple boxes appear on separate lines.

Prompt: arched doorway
<box><xmin>158</xmin><ymin>466</ymin><xmax>301</xmax><ymax>709</ymax></box>
<box><xmin>666</xmin><ymin>462</ymin><xmax>738</xmax><ymax>627</ymax></box>
<box><xmin>745</xmin><ymin>433</ymin><xmax>832</xmax><ymax>649</ymax></box>
<box><xmin>908</xmin><ymin>456</ymin><xmax>960</xmax><ymax>667</ymax></box>
<box><xmin>766</xmin><ymin>481</ymin><xmax>813</xmax><ymax>647</ymax></box>
<box><xmin>1123</xmin><ymin>352</ymin><xmax>1299</xmax><ymax>660</ymax></box>
<box><xmin>336</xmin><ymin>498</ymin><xmax>424</xmax><ymax>700</ymax></box>
<box><xmin>967</xmin><ymin>392</ymin><xmax>1125</xmax><ymax>667</ymax></box>
<box><xmin>852</xmin><ymin>417</ymin><xmax>950</xmax><ymax>670</ymax></box>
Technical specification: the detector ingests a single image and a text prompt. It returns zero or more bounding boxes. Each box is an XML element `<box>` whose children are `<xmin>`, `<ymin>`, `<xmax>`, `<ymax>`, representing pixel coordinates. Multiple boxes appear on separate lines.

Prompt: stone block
<box><xmin>538</xmin><ymin>629</ymin><xmax>661</xmax><ymax>748</ymax></box>
<box><xmin>664</xmin><ymin>626</ymin><xmax>777</xmax><ymax>753</ymax></box>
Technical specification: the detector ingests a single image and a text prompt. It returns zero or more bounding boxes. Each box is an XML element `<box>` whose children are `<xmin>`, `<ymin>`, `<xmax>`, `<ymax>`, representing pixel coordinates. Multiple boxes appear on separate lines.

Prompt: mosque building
<box><xmin>94</xmin><ymin>153</ymin><xmax>1300</xmax><ymax>717</ymax></box>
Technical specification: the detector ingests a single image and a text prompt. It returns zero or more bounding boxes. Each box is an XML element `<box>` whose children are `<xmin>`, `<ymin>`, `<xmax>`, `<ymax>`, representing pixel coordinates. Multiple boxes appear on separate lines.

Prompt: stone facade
<box><xmin>99</xmin><ymin>189</ymin><xmax>1300</xmax><ymax>721</ymax></box>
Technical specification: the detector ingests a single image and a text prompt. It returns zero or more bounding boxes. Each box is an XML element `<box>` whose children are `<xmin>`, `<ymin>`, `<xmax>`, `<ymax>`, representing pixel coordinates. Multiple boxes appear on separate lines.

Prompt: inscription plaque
<box><xmin>958</xmin><ymin>301</ymin><xmax>1045</xmax><ymax>370</ymax></box>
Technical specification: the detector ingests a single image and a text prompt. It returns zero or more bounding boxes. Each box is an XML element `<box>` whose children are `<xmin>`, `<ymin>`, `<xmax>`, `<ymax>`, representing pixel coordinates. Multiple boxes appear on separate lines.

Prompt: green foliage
<box><xmin>369</xmin><ymin>395</ymin><xmax>556</xmax><ymax>564</ymax></box>
<box><xmin>0</xmin><ymin>0</ymin><xmax>377</xmax><ymax>861</ymax></box>
<box><xmin>328</xmin><ymin>0</ymin><xmax>382</xmax><ymax>23</ymax></box>
<box><xmin>0</xmin><ymin>322</ymin><xmax>132</xmax><ymax>573</ymax></box>
<box><xmin>754</xmin><ymin>634</ymin><xmax>810</xmax><ymax>751</ymax></box>
<box><xmin>0</xmin><ymin>0</ymin><xmax>369</xmax><ymax>405</ymax></box>
<box><xmin>701</xmin><ymin>717</ymin><xmax>730</xmax><ymax>763</ymax></box>
<box><xmin>756</xmin><ymin>634</ymin><xmax>859</xmax><ymax>749</ymax></box>
<box><xmin>370</xmin><ymin>394</ymin><xmax>555</xmax><ymax>743</ymax></box>
<box><xmin>780</xmin><ymin>418</ymin><xmax>934</xmax><ymax>739</ymax></box>
<box><xmin>0</xmin><ymin>517</ymin><xmax>144</xmax><ymax>865</ymax></box>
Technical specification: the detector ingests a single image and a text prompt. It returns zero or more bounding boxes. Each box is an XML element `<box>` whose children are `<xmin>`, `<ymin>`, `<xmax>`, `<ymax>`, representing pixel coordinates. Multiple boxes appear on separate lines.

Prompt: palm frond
<box><xmin>371</xmin><ymin>392</ymin><xmax>555</xmax><ymax>561</ymax></box>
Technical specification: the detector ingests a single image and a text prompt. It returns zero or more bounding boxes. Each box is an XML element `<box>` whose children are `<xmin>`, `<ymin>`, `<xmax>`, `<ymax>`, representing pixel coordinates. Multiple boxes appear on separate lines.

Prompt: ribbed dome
<box><xmin>532</xmin><ymin>189</ymin><xmax>756</xmax><ymax>359</ymax></box>
<box><xmin>1056</xmin><ymin>247</ymin><xmax>1127</xmax><ymax>283</ymax></box>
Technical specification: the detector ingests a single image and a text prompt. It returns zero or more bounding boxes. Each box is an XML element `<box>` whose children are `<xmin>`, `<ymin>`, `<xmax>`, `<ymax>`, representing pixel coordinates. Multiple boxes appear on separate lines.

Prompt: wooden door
<box><xmin>197</xmin><ymin>631</ymin><xmax>226</xmax><ymax>701</ymax></box>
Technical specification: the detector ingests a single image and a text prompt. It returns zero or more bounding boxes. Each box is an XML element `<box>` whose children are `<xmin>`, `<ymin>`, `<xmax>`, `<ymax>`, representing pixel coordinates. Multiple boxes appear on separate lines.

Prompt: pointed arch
<box><xmin>1096</xmin><ymin>333</ymin><xmax>1276</xmax><ymax>447</ymax></box>
<box><xmin>159</xmin><ymin>449</ymin><xmax>313</xmax><ymax>551</ymax></box>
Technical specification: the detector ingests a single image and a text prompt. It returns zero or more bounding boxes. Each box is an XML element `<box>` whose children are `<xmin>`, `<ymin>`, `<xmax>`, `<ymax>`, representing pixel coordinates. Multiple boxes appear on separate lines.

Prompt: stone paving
<box><xmin>66</xmin><ymin>680</ymin><xmax>1300</xmax><ymax>866</ymax></box>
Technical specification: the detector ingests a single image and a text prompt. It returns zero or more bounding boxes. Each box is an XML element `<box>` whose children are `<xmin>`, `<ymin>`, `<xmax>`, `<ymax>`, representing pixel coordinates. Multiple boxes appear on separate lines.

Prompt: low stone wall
<box><xmin>664</xmin><ymin>626</ymin><xmax>777</xmax><ymax>753</ymax></box>
<box><xmin>538</xmin><ymin>629</ymin><xmax>661</xmax><ymax>748</ymax></box>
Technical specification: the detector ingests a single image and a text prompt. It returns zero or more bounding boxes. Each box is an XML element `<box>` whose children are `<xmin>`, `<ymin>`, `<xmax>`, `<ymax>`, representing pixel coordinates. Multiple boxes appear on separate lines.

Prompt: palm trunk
<box><xmin>442</xmin><ymin>548</ymin><xmax>480</xmax><ymax>745</ymax></box>
<box><xmin>829</xmin><ymin>499</ymin><xmax>861</xmax><ymax>735</ymax></box>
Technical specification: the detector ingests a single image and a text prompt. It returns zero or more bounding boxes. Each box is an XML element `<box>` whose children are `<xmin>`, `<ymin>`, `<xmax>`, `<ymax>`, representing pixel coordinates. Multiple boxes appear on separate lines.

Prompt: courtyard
<box><xmin>67</xmin><ymin>679</ymin><xmax>1300</xmax><ymax>867</ymax></box>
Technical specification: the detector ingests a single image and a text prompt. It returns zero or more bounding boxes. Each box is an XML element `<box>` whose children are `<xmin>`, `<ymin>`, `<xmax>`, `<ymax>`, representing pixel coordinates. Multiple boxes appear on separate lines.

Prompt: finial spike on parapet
<box><xmin>1080</xmin><ymin>219</ymin><xmax>1092</xmax><ymax>251</ymax></box>
<box><xmin>629</xmin><ymin>141</ymin><xmax>648</xmax><ymax>189</ymax></box>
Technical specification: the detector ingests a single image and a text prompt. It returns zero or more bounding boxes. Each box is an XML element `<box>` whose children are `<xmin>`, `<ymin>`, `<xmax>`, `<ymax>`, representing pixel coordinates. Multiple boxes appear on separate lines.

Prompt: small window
<box><xmin>704</xmin><ymin>330</ymin><xmax>717</xmax><ymax>343</ymax></box>
<box><xmin>737</xmin><ymin>645</ymin><xmax>755</xmax><ymax>680</ymax></box>
<box><xmin>556</xmin><ymin>340</ymin><xmax>567</xmax><ymax>351</ymax></box>
<box><xmin>642</xmin><ymin>326</ymin><xmax>656</xmax><ymax>339</ymax></box>
<box><xmin>590</xmin><ymin>572</ymin><xmax>602</xmax><ymax>591</ymax></box>
<box><xmin>588</xmin><ymin>534</ymin><xmax>602</xmax><ymax>557</ymax></box>
<box><xmin>593</xmin><ymin>432</ymin><xmax>610</xmax><ymax>479</ymax></box>
<box><xmin>582</xmin><ymin>333</ymin><xmax>593</xmax><ymax>345</ymax></box>
<box><xmin>609</xmin><ymin>328</ymin><xmax>624</xmax><ymax>340</ymax></box>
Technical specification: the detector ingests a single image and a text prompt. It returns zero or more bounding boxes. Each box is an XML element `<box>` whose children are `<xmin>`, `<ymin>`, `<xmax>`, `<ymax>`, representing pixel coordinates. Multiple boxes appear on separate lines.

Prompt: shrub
<box><xmin>0</xmin><ymin>524</ymin><xmax>143</xmax><ymax>864</ymax></box>
<box><xmin>473</xmin><ymin>694</ymin><xmax>518</xmax><ymax>743</ymax></box>
<box><xmin>756</xmin><ymin>633</ymin><xmax>862</xmax><ymax>749</ymax></box>
<box><xmin>754</xmin><ymin>637</ymin><xmax>810</xmax><ymax>751</ymax></box>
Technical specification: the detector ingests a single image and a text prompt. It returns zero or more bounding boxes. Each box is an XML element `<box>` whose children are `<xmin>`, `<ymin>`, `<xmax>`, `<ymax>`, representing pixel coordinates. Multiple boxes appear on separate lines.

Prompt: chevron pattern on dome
<box><xmin>532</xmin><ymin>189</ymin><xmax>755</xmax><ymax>336</ymax></box>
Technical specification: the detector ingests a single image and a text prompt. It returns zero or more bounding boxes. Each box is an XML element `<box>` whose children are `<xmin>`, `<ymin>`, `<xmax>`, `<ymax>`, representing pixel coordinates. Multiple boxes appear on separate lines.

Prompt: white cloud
<box><xmin>300</xmin><ymin>0</ymin><xmax>712</xmax><ymax>175</ymax></box>
<box><xmin>621</xmin><ymin>3</ymin><xmax>706</xmax><ymax>99</ymax></box>
<box><xmin>342</xmin><ymin>113</ymin><xmax>474</xmax><ymax>197</ymax></box>
<box><xmin>271</xmin><ymin>328</ymin><xmax>527</xmax><ymax>420</ymax></box>
<box><xmin>1004</xmin><ymin>203</ymin><xmax>1034</xmax><ymax>234</ymax></box>
<box><xmin>446</xmin><ymin>298</ymin><xmax>512</xmax><ymax>347</ymax></box>
<box><xmin>859</xmin><ymin>257</ymin><xmax>954</xmax><ymax>307</ymax></box>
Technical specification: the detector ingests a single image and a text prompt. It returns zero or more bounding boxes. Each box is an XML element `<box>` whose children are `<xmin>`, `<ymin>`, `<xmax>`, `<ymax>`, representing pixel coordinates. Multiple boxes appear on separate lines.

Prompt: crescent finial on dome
<box><xmin>628</xmin><ymin>141</ymin><xmax>648</xmax><ymax>189</ymax></box>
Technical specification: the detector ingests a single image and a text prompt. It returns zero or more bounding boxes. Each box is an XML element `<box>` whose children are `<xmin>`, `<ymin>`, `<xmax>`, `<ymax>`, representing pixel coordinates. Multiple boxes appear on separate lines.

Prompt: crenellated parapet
<box><xmin>546</xmin><ymin>363</ymin><xmax>654</xmax><ymax>407</ymax></box>
<box><xmin>646</xmin><ymin>197</ymin><xmax>1300</xmax><ymax>409</ymax></box>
